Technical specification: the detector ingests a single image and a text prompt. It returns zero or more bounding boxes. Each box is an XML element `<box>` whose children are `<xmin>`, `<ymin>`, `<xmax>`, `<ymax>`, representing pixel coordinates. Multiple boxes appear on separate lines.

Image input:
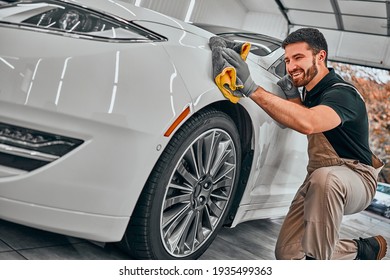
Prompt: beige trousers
<box><xmin>275</xmin><ymin>133</ymin><xmax>383</xmax><ymax>260</ymax></box>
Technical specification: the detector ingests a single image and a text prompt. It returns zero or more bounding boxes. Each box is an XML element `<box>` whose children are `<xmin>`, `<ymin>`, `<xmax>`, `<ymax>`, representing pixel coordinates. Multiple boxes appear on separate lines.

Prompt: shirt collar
<box><xmin>303</xmin><ymin>68</ymin><xmax>339</xmax><ymax>100</ymax></box>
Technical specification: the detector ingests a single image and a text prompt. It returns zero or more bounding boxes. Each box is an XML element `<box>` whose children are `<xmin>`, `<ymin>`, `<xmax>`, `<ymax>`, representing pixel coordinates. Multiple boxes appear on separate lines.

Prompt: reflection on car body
<box><xmin>0</xmin><ymin>0</ymin><xmax>307</xmax><ymax>259</ymax></box>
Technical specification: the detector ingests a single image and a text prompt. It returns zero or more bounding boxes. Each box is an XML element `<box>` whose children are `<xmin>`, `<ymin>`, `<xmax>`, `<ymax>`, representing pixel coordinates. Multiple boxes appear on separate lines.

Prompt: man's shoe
<box><xmin>354</xmin><ymin>235</ymin><xmax>387</xmax><ymax>260</ymax></box>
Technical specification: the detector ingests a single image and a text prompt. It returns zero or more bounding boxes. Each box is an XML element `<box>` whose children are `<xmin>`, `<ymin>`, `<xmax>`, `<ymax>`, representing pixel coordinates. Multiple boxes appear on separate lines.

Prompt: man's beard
<box><xmin>290</xmin><ymin>58</ymin><xmax>318</xmax><ymax>87</ymax></box>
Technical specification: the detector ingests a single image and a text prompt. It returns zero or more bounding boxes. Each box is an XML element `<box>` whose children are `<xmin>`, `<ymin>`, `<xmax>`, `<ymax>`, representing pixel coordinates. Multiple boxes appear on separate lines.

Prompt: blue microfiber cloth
<box><xmin>209</xmin><ymin>36</ymin><xmax>251</xmax><ymax>103</ymax></box>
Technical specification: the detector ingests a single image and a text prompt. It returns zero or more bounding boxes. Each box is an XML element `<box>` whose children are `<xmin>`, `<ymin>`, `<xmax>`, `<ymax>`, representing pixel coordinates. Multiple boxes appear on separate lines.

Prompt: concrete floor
<box><xmin>0</xmin><ymin>210</ymin><xmax>388</xmax><ymax>260</ymax></box>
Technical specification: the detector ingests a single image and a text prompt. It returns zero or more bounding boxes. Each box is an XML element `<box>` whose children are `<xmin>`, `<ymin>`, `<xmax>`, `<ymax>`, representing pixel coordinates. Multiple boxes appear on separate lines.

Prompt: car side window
<box><xmin>270</xmin><ymin>57</ymin><xmax>286</xmax><ymax>78</ymax></box>
<box><xmin>274</xmin><ymin>59</ymin><xmax>287</xmax><ymax>77</ymax></box>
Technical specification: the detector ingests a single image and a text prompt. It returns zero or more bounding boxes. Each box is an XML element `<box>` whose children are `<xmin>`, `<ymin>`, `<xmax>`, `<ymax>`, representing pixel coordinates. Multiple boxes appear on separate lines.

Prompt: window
<box><xmin>273</xmin><ymin>58</ymin><xmax>286</xmax><ymax>77</ymax></box>
<box><xmin>0</xmin><ymin>0</ymin><xmax>164</xmax><ymax>41</ymax></box>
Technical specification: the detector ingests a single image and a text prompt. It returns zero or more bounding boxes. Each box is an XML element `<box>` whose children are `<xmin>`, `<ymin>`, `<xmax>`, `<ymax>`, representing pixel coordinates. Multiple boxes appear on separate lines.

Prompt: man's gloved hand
<box><xmin>277</xmin><ymin>74</ymin><xmax>300</xmax><ymax>99</ymax></box>
<box><xmin>221</xmin><ymin>48</ymin><xmax>257</xmax><ymax>97</ymax></box>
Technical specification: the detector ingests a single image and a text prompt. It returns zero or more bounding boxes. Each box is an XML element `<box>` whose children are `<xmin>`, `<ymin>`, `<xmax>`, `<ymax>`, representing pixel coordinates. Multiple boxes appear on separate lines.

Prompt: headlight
<box><xmin>59</xmin><ymin>9</ymin><xmax>82</xmax><ymax>31</ymax></box>
<box><xmin>0</xmin><ymin>1</ymin><xmax>164</xmax><ymax>41</ymax></box>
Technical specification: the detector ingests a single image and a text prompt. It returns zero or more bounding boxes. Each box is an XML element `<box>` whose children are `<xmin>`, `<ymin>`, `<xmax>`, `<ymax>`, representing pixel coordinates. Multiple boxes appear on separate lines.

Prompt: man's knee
<box><xmin>307</xmin><ymin>167</ymin><xmax>343</xmax><ymax>195</ymax></box>
<box><xmin>308</xmin><ymin>167</ymin><xmax>331</xmax><ymax>187</ymax></box>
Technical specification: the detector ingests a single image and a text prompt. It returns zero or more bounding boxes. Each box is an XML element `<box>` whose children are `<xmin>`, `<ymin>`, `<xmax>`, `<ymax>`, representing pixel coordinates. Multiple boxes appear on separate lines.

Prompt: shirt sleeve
<box><xmin>319</xmin><ymin>87</ymin><xmax>362</xmax><ymax>125</ymax></box>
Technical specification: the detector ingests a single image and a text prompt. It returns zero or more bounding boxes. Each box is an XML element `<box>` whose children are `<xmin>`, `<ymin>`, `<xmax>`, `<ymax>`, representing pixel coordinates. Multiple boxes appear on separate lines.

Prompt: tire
<box><xmin>384</xmin><ymin>207</ymin><xmax>390</xmax><ymax>219</ymax></box>
<box><xmin>119</xmin><ymin>108</ymin><xmax>241</xmax><ymax>259</ymax></box>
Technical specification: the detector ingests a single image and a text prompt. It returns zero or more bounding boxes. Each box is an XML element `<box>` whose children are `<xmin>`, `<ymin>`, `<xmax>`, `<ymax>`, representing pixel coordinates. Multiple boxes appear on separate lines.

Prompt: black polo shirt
<box><xmin>303</xmin><ymin>68</ymin><xmax>372</xmax><ymax>166</ymax></box>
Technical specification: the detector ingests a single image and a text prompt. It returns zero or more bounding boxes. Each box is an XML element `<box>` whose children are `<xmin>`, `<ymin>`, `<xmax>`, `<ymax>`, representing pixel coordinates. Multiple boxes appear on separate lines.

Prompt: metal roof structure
<box><xmin>241</xmin><ymin>0</ymin><xmax>390</xmax><ymax>70</ymax></box>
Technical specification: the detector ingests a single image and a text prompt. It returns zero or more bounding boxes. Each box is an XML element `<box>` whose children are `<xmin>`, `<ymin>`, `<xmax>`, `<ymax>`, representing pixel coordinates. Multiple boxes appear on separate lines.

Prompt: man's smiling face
<box><xmin>284</xmin><ymin>42</ymin><xmax>321</xmax><ymax>89</ymax></box>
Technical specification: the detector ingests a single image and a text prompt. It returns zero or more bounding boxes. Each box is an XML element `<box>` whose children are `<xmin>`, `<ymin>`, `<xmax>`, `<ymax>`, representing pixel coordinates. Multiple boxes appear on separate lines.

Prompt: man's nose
<box><xmin>287</xmin><ymin>63</ymin><xmax>298</xmax><ymax>73</ymax></box>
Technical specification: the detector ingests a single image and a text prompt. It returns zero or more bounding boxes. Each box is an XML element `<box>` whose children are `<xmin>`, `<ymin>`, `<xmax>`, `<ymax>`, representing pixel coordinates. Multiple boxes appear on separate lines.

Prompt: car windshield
<box><xmin>0</xmin><ymin>0</ymin><xmax>160</xmax><ymax>41</ymax></box>
<box><xmin>377</xmin><ymin>184</ymin><xmax>390</xmax><ymax>195</ymax></box>
<box><xmin>218</xmin><ymin>33</ymin><xmax>280</xmax><ymax>56</ymax></box>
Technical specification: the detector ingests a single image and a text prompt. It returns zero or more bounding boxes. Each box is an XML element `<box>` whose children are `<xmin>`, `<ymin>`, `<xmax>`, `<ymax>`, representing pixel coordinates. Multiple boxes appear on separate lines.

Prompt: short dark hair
<box><xmin>282</xmin><ymin>28</ymin><xmax>328</xmax><ymax>63</ymax></box>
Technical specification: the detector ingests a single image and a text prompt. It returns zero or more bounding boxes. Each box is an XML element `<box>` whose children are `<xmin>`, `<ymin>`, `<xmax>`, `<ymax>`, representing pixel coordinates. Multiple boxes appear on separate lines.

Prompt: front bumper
<box><xmin>0</xmin><ymin>103</ymin><xmax>168</xmax><ymax>242</ymax></box>
<box><xmin>0</xmin><ymin>195</ymin><xmax>129</xmax><ymax>242</ymax></box>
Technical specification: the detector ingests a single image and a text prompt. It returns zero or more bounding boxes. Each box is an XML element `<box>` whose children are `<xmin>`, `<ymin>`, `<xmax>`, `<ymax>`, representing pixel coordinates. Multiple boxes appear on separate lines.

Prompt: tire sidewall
<box><xmin>384</xmin><ymin>207</ymin><xmax>390</xmax><ymax>219</ymax></box>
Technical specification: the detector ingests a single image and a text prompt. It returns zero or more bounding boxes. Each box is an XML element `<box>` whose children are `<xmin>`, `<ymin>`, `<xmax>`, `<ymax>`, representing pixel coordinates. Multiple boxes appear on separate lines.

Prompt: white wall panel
<box><xmin>291</xmin><ymin>26</ymin><xmax>390</xmax><ymax>70</ymax></box>
<box><xmin>241</xmin><ymin>0</ymin><xmax>280</xmax><ymax>14</ymax></box>
<box><xmin>139</xmin><ymin>0</ymin><xmax>192</xmax><ymax>20</ymax></box>
<box><xmin>243</xmin><ymin>12</ymin><xmax>287</xmax><ymax>39</ymax></box>
<box><xmin>123</xmin><ymin>0</ymin><xmax>287</xmax><ymax>40</ymax></box>
<box><xmin>190</xmin><ymin>0</ymin><xmax>247</xmax><ymax>27</ymax></box>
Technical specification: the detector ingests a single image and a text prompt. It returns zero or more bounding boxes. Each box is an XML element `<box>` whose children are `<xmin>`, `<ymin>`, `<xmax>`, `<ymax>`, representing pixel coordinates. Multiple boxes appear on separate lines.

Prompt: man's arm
<box><xmin>221</xmin><ymin>48</ymin><xmax>341</xmax><ymax>134</ymax></box>
<box><xmin>249</xmin><ymin>86</ymin><xmax>341</xmax><ymax>135</ymax></box>
<box><xmin>286</xmin><ymin>97</ymin><xmax>303</xmax><ymax>105</ymax></box>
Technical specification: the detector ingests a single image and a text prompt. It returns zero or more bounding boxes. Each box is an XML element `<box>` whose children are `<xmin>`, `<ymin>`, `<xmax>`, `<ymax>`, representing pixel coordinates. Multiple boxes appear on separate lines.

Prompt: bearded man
<box><xmin>222</xmin><ymin>28</ymin><xmax>386</xmax><ymax>260</ymax></box>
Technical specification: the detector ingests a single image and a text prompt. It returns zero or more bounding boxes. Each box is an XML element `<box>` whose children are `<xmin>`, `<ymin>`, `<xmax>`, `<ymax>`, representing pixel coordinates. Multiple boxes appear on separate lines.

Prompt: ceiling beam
<box><xmin>291</xmin><ymin>22</ymin><xmax>390</xmax><ymax>38</ymax></box>
<box><xmin>274</xmin><ymin>0</ymin><xmax>291</xmax><ymax>25</ymax></box>
<box><xmin>283</xmin><ymin>8</ymin><xmax>386</xmax><ymax>20</ymax></box>
<box><xmin>330</xmin><ymin>0</ymin><xmax>344</xmax><ymax>30</ymax></box>
<box><xmin>387</xmin><ymin>1</ymin><xmax>390</xmax><ymax>35</ymax></box>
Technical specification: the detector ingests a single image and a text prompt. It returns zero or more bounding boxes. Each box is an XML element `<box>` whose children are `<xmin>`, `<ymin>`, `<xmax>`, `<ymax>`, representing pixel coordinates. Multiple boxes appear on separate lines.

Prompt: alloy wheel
<box><xmin>160</xmin><ymin>129</ymin><xmax>237</xmax><ymax>257</ymax></box>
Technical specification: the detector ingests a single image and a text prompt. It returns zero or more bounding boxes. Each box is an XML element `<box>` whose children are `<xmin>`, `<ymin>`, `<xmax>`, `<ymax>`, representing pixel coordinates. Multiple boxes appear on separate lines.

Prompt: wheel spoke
<box><xmin>210</xmin><ymin>193</ymin><xmax>229</xmax><ymax>201</ymax></box>
<box><xmin>183</xmin><ymin>146</ymin><xmax>201</xmax><ymax>179</ymax></box>
<box><xmin>212</xmin><ymin>162</ymin><xmax>235</xmax><ymax>184</ymax></box>
<box><xmin>196</xmin><ymin>138</ymin><xmax>205</xmax><ymax>177</ymax></box>
<box><xmin>180</xmin><ymin>210</ymin><xmax>200</xmax><ymax>254</ymax></box>
<box><xmin>212</xmin><ymin>178</ymin><xmax>232</xmax><ymax>192</ymax></box>
<box><xmin>207</xmin><ymin>199</ymin><xmax>223</xmax><ymax>217</ymax></box>
<box><xmin>191</xmin><ymin>211</ymin><xmax>202</xmax><ymax>251</ymax></box>
<box><xmin>162</xmin><ymin>203</ymin><xmax>191</xmax><ymax>229</ymax></box>
<box><xmin>163</xmin><ymin>208</ymin><xmax>194</xmax><ymax>254</ymax></box>
<box><xmin>164</xmin><ymin>192</ymin><xmax>192</xmax><ymax>211</ymax></box>
<box><xmin>210</xmin><ymin>140</ymin><xmax>232</xmax><ymax>177</ymax></box>
<box><xmin>176</xmin><ymin>160</ymin><xmax>198</xmax><ymax>187</ymax></box>
<box><xmin>169</xmin><ymin>182</ymin><xmax>193</xmax><ymax>192</ymax></box>
<box><xmin>204</xmin><ymin>131</ymin><xmax>222</xmax><ymax>174</ymax></box>
<box><xmin>202</xmin><ymin>205</ymin><xmax>214</xmax><ymax>230</ymax></box>
<box><xmin>176</xmin><ymin>211</ymin><xmax>197</xmax><ymax>254</ymax></box>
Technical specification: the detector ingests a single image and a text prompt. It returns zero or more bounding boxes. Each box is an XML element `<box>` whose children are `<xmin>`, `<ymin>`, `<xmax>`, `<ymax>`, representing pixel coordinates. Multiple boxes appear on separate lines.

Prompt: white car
<box><xmin>366</xmin><ymin>182</ymin><xmax>390</xmax><ymax>219</ymax></box>
<box><xmin>0</xmin><ymin>0</ymin><xmax>308</xmax><ymax>259</ymax></box>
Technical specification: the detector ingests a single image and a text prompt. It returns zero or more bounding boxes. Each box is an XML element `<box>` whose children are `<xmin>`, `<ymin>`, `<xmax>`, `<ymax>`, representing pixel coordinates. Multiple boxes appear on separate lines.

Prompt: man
<box><xmin>221</xmin><ymin>28</ymin><xmax>387</xmax><ymax>260</ymax></box>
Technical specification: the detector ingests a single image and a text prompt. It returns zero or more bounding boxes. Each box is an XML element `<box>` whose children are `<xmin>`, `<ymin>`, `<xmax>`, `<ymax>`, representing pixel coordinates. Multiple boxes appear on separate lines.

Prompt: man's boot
<box><xmin>354</xmin><ymin>235</ymin><xmax>387</xmax><ymax>260</ymax></box>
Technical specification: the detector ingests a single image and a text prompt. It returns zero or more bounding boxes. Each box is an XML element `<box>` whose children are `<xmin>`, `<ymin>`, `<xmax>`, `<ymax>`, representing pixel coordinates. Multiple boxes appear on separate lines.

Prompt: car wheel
<box><xmin>384</xmin><ymin>207</ymin><xmax>390</xmax><ymax>219</ymax></box>
<box><xmin>119</xmin><ymin>108</ymin><xmax>241</xmax><ymax>259</ymax></box>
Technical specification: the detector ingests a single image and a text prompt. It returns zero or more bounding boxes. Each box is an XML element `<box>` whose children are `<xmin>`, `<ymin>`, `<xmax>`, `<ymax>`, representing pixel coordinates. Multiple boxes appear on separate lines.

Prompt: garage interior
<box><xmin>0</xmin><ymin>0</ymin><xmax>389</xmax><ymax>260</ymax></box>
<box><xmin>133</xmin><ymin>0</ymin><xmax>390</xmax><ymax>70</ymax></box>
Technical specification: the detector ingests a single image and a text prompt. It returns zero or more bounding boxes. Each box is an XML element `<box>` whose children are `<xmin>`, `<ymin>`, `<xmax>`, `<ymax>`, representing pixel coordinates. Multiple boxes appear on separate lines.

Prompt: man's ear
<box><xmin>318</xmin><ymin>50</ymin><xmax>327</xmax><ymax>62</ymax></box>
